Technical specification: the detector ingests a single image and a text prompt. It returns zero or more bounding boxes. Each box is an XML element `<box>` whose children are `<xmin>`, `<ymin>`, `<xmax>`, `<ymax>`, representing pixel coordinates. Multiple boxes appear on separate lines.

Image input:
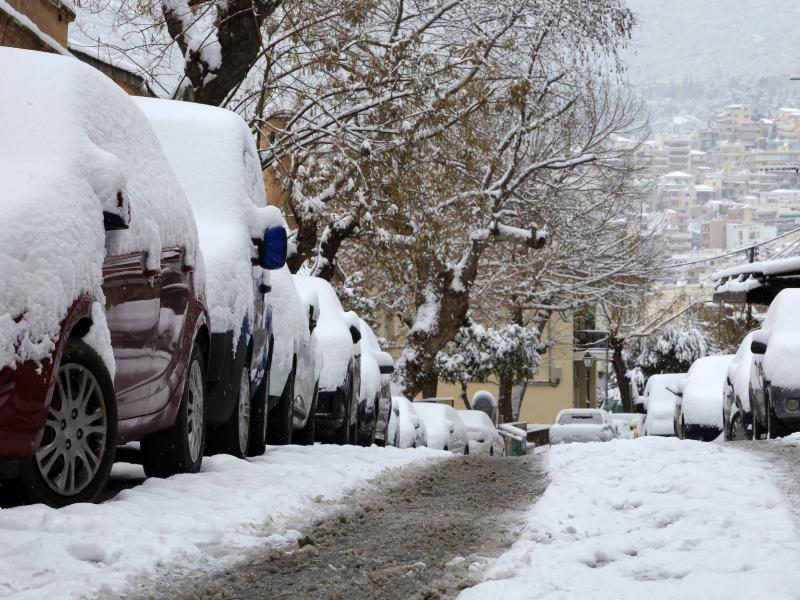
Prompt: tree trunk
<box><xmin>460</xmin><ymin>382</ymin><xmax>471</xmax><ymax>409</ymax></box>
<box><xmin>421</xmin><ymin>376</ymin><xmax>438</xmax><ymax>399</ymax></box>
<box><xmin>611</xmin><ymin>340</ymin><xmax>632</xmax><ymax>412</ymax></box>
<box><xmin>498</xmin><ymin>374</ymin><xmax>513</xmax><ymax>423</ymax></box>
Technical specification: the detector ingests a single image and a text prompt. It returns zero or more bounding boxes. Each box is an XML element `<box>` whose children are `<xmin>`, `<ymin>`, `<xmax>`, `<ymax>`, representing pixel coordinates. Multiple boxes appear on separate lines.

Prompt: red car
<box><xmin>0</xmin><ymin>49</ymin><xmax>211</xmax><ymax>506</ymax></box>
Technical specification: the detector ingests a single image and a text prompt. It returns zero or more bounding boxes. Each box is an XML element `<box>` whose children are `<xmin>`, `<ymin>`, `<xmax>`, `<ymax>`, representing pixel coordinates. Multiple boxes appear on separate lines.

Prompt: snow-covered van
<box><xmin>135</xmin><ymin>99</ymin><xmax>287</xmax><ymax>458</ymax></box>
<box><xmin>0</xmin><ymin>49</ymin><xmax>209</xmax><ymax>506</ymax></box>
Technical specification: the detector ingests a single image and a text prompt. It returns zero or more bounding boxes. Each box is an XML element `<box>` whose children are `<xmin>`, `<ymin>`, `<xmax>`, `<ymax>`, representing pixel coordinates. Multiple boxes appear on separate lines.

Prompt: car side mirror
<box><xmin>751</xmin><ymin>340</ymin><xmax>767</xmax><ymax>355</ymax></box>
<box><xmin>253</xmin><ymin>226</ymin><xmax>287</xmax><ymax>270</ymax></box>
<box><xmin>349</xmin><ymin>325</ymin><xmax>361</xmax><ymax>344</ymax></box>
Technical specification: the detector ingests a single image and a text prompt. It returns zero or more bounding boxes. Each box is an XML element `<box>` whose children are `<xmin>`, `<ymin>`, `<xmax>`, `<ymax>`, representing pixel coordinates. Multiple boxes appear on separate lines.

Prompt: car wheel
<box><xmin>489</xmin><ymin>447</ymin><xmax>494</xmax><ymax>456</ymax></box>
<box><xmin>141</xmin><ymin>343</ymin><xmax>205</xmax><ymax>477</ymax></box>
<box><xmin>359</xmin><ymin>399</ymin><xmax>378</xmax><ymax>448</ymax></box>
<box><xmin>730</xmin><ymin>411</ymin><xmax>748</xmax><ymax>441</ymax></box>
<box><xmin>209</xmin><ymin>366</ymin><xmax>251</xmax><ymax>458</ymax></box>
<box><xmin>267</xmin><ymin>366</ymin><xmax>295</xmax><ymax>445</ymax></box>
<box><xmin>294</xmin><ymin>382</ymin><xmax>319</xmax><ymax>446</ymax></box>
<box><xmin>464</xmin><ymin>445</ymin><xmax>469</xmax><ymax>456</ymax></box>
<box><xmin>18</xmin><ymin>338</ymin><xmax>117</xmax><ymax>507</ymax></box>
<box><xmin>247</xmin><ymin>366</ymin><xmax>270</xmax><ymax>457</ymax></box>
<box><xmin>681</xmin><ymin>418</ymin><xmax>687</xmax><ymax>440</ymax></box>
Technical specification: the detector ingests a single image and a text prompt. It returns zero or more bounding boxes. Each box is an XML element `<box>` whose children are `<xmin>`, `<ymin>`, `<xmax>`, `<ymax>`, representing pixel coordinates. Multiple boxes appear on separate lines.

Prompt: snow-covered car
<box><xmin>458</xmin><ymin>410</ymin><xmax>504</xmax><ymax>456</ymax></box>
<box><xmin>387</xmin><ymin>396</ymin><xmax>427</xmax><ymax>448</ymax></box>
<box><xmin>641</xmin><ymin>373</ymin><xmax>686</xmax><ymax>436</ymax></box>
<box><xmin>750</xmin><ymin>289</ymin><xmax>800</xmax><ymax>439</ymax></box>
<box><xmin>412</xmin><ymin>402</ymin><xmax>469</xmax><ymax>454</ymax></box>
<box><xmin>549</xmin><ymin>409</ymin><xmax>618</xmax><ymax>445</ymax></box>
<box><xmin>0</xmin><ymin>49</ymin><xmax>210</xmax><ymax>506</ymax></box>
<box><xmin>263</xmin><ymin>268</ymin><xmax>323</xmax><ymax>445</ymax></box>
<box><xmin>674</xmin><ymin>354</ymin><xmax>734</xmax><ymax>441</ymax></box>
<box><xmin>723</xmin><ymin>332</ymin><xmax>755</xmax><ymax>441</ymax></box>
<box><xmin>293</xmin><ymin>276</ymin><xmax>361</xmax><ymax>443</ymax></box>
<box><xmin>136</xmin><ymin>98</ymin><xmax>287</xmax><ymax>458</ymax></box>
<box><xmin>357</xmin><ymin>319</ymin><xmax>394</xmax><ymax>446</ymax></box>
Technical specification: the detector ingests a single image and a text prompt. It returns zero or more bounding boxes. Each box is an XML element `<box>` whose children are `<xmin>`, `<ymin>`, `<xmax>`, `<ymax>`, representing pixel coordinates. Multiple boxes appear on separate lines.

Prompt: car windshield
<box><xmin>559</xmin><ymin>412</ymin><xmax>603</xmax><ymax>425</ymax></box>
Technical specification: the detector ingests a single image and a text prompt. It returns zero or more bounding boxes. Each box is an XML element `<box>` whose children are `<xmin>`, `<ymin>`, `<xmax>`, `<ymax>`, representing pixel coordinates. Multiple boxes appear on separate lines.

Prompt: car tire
<box><xmin>359</xmin><ymin>398</ymin><xmax>378</xmax><ymax>447</ymax></box>
<box><xmin>294</xmin><ymin>383</ymin><xmax>319</xmax><ymax>446</ymax></box>
<box><xmin>142</xmin><ymin>343</ymin><xmax>205</xmax><ymax>478</ymax></box>
<box><xmin>18</xmin><ymin>338</ymin><xmax>117</xmax><ymax>507</ymax></box>
<box><xmin>208</xmin><ymin>366</ymin><xmax>251</xmax><ymax>458</ymax></box>
<box><xmin>247</xmin><ymin>367</ymin><xmax>269</xmax><ymax>457</ymax></box>
<box><xmin>489</xmin><ymin>447</ymin><xmax>494</xmax><ymax>456</ymax></box>
<box><xmin>267</xmin><ymin>366</ymin><xmax>294</xmax><ymax>445</ymax></box>
<box><xmin>464</xmin><ymin>445</ymin><xmax>469</xmax><ymax>456</ymax></box>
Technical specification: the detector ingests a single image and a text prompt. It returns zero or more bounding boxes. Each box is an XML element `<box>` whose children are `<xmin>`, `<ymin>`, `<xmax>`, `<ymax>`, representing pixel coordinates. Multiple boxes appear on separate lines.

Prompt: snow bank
<box><xmin>0</xmin><ymin>49</ymin><xmax>199</xmax><ymax>372</ymax></box>
<box><xmin>135</xmin><ymin>98</ymin><xmax>282</xmax><ymax>336</ymax></box>
<box><xmin>293</xmin><ymin>276</ymin><xmax>357</xmax><ymax>391</ymax></box>
<box><xmin>460</xmin><ymin>437</ymin><xmax>800</xmax><ymax>600</ymax></box>
<box><xmin>0</xmin><ymin>445</ymin><xmax>446</xmax><ymax>600</ymax></box>
<box><xmin>681</xmin><ymin>355</ymin><xmax>733</xmax><ymax>428</ymax></box>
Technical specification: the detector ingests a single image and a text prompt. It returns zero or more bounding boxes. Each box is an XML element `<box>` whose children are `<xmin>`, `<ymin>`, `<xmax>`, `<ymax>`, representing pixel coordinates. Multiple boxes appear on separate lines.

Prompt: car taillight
<box><xmin>477</xmin><ymin>438</ymin><xmax>485</xmax><ymax>443</ymax></box>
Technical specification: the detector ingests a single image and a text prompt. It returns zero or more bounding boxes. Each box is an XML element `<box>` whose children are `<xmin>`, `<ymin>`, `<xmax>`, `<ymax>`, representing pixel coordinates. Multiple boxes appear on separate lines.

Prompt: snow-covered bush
<box><xmin>627</xmin><ymin>321</ymin><xmax>714</xmax><ymax>385</ymax></box>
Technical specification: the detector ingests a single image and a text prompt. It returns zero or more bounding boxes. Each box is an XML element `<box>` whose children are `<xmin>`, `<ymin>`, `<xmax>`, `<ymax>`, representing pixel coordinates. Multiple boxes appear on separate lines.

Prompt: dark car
<box><xmin>750</xmin><ymin>289</ymin><xmax>800</xmax><ymax>439</ymax></box>
<box><xmin>357</xmin><ymin>318</ymin><xmax>394</xmax><ymax>446</ymax></box>
<box><xmin>136</xmin><ymin>98</ymin><xmax>287</xmax><ymax>458</ymax></box>
<box><xmin>0</xmin><ymin>49</ymin><xmax>209</xmax><ymax>506</ymax></box>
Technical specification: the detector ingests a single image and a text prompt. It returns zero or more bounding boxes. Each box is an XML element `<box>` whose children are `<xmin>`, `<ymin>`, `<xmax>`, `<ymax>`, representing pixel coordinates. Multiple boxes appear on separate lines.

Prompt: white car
<box><xmin>264</xmin><ymin>267</ymin><xmax>322</xmax><ymax>445</ymax></box>
<box><xmin>641</xmin><ymin>373</ymin><xmax>686</xmax><ymax>436</ymax></box>
<box><xmin>413</xmin><ymin>402</ymin><xmax>468</xmax><ymax>454</ymax></box>
<box><xmin>675</xmin><ymin>354</ymin><xmax>734</xmax><ymax>441</ymax></box>
<box><xmin>293</xmin><ymin>276</ymin><xmax>362</xmax><ymax>443</ymax></box>
<box><xmin>358</xmin><ymin>319</ymin><xmax>394</xmax><ymax>446</ymax></box>
<box><xmin>458</xmin><ymin>410</ymin><xmax>505</xmax><ymax>456</ymax></box>
<box><xmin>550</xmin><ymin>409</ymin><xmax>618</xmax><ymax>445</ymax></box>
<box><xmin>388</xmin><ymin>396</ymin><xmax>427</xmax><ymax>448</ymax></box>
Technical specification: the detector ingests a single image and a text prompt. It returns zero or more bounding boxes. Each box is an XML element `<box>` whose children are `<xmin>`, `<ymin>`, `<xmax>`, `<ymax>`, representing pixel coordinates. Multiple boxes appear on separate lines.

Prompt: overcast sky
<box><xmin>623</xmin><ymin>0</ymin><xmax>800</xmax><ymax>81</ymax></box>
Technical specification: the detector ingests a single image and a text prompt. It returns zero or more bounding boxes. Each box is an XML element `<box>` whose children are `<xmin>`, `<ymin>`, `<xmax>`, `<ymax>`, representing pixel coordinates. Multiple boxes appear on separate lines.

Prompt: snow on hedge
<box><xmin>0</xmin><ymin>49</ymin><xmax>199</xmax><ymax>373</ymax></box>
<box><xmin>135</xmin><ymin>98</ymin><xmax>282</xmax><ymax>336</ymax></box>
<box><xmin>460</xmin><ymin>437</ymin><xmax>800</xmax><ymax>600</ymax></box>
<box><xmin>0</xmin><ymin>445</ymin><xmax>446</xmax><ymax>599</ymax></box>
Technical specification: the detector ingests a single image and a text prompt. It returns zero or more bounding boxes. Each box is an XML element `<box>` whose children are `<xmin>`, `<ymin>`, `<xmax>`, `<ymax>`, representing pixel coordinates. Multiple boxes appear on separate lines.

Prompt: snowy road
<box><xmin>128</xmin><ymin>454</ymin><xmax>545</xmax><ymax>600</ymax></box>
<box><xmin>0</xmin><ymin>445</ymin><xmax>446</xmax><ymax>600</ymax></box>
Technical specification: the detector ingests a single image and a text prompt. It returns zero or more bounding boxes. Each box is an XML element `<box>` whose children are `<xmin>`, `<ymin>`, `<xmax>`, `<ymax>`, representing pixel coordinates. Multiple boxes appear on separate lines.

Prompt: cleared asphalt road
<box><xmin>129</xmin><ymin>453</ymin><xmax>546</xmax><ymax>600</ymax></box>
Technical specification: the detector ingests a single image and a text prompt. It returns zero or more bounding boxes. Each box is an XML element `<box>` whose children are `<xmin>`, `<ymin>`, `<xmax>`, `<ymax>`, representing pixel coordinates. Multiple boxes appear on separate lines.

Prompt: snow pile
<box><xmin>758</xmin><ymin>289</ymin><xmax>800</xmax><ymax>390</ymax></box>
<box><xmin>460</xmin><ymin>437</ymin><xmax>800</xmax><ymax>600</ymax></box>
<box><xmin>0</xmin><ymin>445</ymin><xmax>446</xmax><ymax>600</ymax></box>
<box><xmin>293</xmin><ymin>275</ymin><xmax>359</xmax><ymax>391</ymax></box>
<box><xmin>0</xmin><ymin>49</ymin><xmax>199</xmax><ymax>372</ymax></box>
<box><xmin>135</xmin><ymin>98</ymin><xmax>282</xmax><ymax>336</ymax></box>
<box><xmin>680</xmin><ymin>355</ymin><xmax>734</xmax><ymax>428</ymax></box>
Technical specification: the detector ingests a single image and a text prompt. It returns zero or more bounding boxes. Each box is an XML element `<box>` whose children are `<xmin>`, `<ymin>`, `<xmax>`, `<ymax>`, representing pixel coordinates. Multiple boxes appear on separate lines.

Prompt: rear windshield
<box><xmin>559</xmin><ymin>412</ymin><xmax>603</xmax><ymax>425</ymax></box>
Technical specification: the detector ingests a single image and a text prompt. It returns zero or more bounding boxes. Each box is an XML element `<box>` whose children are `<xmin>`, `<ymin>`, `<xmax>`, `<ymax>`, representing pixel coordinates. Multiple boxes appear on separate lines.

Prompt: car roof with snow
<box><xmin>134</xmin><ymin>98</ymin><xmax>283</xmax><ymax>334</ymax></box>
<box><xmin>0</xmin><ymin>48</ymin><xmax>200</xmax><ymax>371</ymax></box>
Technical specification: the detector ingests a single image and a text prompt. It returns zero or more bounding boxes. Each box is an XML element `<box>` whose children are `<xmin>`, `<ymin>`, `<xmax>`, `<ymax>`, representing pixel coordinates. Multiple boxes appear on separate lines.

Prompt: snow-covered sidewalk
<box><xmin>460</xmin><ymin>437</ymin><xmax>800</xmax><ymax>600</ymax></box>
<box><xmin>0</xmin><ymin>445</ymin><xmax>446</xmax><ymax>600</ymax></box>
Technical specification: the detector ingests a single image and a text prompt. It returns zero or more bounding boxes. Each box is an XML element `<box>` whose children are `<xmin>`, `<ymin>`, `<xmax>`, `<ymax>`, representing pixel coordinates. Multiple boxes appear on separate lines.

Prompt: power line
<box><xmin>663</xmin><ymin>225</ymin><xmax>800</xmax><ymax>269</ymax></box>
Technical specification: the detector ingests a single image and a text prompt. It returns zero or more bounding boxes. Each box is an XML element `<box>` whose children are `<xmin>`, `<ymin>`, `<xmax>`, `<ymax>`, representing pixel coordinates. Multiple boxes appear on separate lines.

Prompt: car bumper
<box><xmin>0</xmin><ymin>362</ymin><xmax>53</xmax><ymax>459</ymax></box>
<box><xmin>770</xmin><ymin>386</ymin><xmax>800</xmax><ymax>428</ymax></box>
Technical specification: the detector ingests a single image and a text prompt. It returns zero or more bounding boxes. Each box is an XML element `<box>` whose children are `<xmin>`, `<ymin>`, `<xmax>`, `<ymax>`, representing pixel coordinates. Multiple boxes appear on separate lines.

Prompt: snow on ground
<box><xmin>460</xmin><ymin>437</ymin><xmax>800</xmax><ymax>600</ymax></box>
<box><xmin>0</xmin><ymin>445</ymin><xmax>446</xmax><ymax>600</ymax></box>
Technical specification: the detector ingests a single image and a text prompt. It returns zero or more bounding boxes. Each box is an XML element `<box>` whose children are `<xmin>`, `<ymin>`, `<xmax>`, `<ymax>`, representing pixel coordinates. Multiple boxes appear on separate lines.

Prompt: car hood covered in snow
<box><xmin>135</xmin><ymin>98</ymin><xmax>282</xmax><ymax>336</ymax></box>
<box><xmin>681</xmin><ymin>354</ymin><xmax>734</xmax><ymax>428</ymax></box>
<box><xmin>0</xmin><ymin>49</ymin><xmax>200</xmax><ymax>373</ymax></box>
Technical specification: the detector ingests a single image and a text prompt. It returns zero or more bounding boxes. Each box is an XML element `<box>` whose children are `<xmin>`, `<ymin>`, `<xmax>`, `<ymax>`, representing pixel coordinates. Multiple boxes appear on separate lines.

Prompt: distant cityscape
<box><xmin>628</xmin><ymin>103</ymin><xmax>800</xmax><ymax>285</ymax></box>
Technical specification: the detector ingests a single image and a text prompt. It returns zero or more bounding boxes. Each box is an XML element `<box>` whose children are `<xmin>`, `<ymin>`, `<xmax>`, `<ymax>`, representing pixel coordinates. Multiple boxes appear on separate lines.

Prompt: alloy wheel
<box><xmin>238</xmin><ymin>369</ymin><xmax>251</xmax><ymax>456</ymax></box>
<box><xmin>36</xmin><ymin>364</ymin><xmax>108</xmax><ymax>497</ymax></box>
<box><xmin>187</xmin><ymin>360</ymin><xmax>204</xmax><ymax>463</ymax></box>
